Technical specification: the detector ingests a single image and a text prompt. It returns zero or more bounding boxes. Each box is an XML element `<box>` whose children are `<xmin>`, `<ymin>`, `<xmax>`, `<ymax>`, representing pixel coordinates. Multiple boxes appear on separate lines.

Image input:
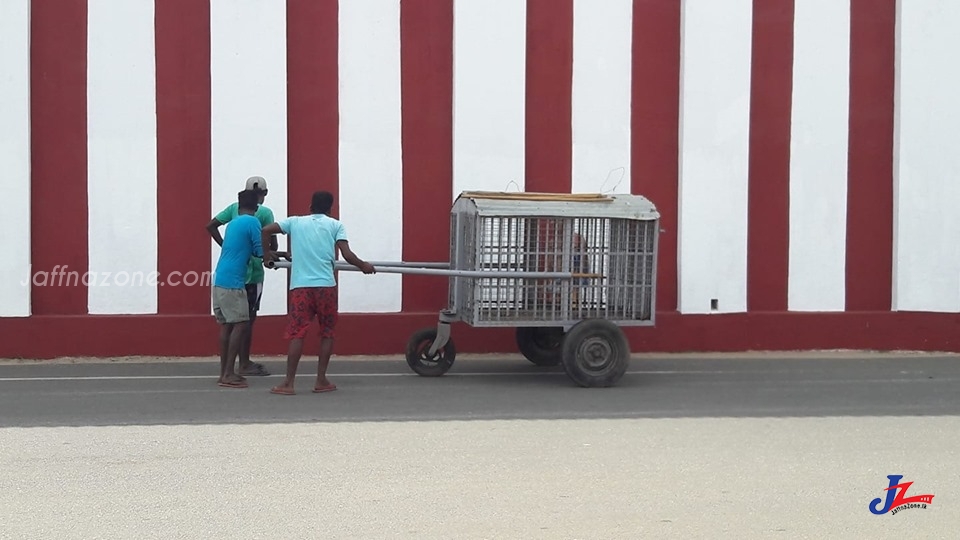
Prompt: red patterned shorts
<box><xmin>284</xmin><ymin>286</ymin><xmax>338</xmax><ymax>339</ymax></box>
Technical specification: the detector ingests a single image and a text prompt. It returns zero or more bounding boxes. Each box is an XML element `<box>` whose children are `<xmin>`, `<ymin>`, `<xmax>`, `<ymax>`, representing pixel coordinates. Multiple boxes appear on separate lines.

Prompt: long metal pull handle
<box><xmin>268</xmin><ymin>252</ymin><xmax>447</xmax><ymax>269</ymax></box>
<box><xmin>267</xmin><ymin>259</ymin><xmax>598</xmax><ymax>280</ymax></box>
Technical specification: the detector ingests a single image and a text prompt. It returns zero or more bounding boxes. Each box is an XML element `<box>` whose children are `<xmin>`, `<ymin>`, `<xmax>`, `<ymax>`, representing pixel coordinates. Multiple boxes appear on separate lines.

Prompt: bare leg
<box><xmin>238</xmin><ymin>311</ymin><xmax>256</xmax><ymax>372</ymax></box>
<box><xmin>223</xmin><ymin>321</ymin><xmax>249</xmax><ymax>383</ymax></box>
<box><xmin>271</xmin><ymin>338</ymin><xmax>303</xmax><ymax>394</ymax></box>
<box><xmin>314</xmin><ymin>337</ymin><xmax>335</xmax><ymax>390</ymax></box>
<box><xmin>218</xmin><ymin>323</ymin><xmax>232</xmax><ymax>383</ymax></box>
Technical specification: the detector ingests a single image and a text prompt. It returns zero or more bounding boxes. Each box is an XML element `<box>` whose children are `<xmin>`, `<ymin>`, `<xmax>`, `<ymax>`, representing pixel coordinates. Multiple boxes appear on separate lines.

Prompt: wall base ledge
<box><xmin>2</xmin><ymin>310</ymin><xmax>959</xmax><ymax>359</ymax></box>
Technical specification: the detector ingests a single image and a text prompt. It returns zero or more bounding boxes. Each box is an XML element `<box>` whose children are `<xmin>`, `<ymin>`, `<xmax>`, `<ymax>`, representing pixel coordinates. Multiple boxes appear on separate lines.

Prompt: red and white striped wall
<box><xmin>3</xmin><ymin>0</ymin><xmax>960</xmax><ymax>359</ymax></box>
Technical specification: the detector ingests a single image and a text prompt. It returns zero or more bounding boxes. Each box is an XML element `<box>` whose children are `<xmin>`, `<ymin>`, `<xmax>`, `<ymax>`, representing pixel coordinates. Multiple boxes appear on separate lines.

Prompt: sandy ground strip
<box><xmin>0</xmin><ymin>416</ymin><xmax>957</xmax><ymax>539</ymax></box>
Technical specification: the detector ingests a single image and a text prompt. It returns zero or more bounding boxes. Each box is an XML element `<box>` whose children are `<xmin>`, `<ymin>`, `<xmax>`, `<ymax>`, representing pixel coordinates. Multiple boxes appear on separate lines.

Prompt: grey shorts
<box><xmin>212</xmin><ymin>286</ymin><xmax>250</xmax><ymax>324</ymax></box>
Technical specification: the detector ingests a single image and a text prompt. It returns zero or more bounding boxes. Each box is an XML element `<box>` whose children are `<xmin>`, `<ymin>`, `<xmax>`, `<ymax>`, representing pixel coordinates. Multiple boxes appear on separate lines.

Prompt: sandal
<box><xmin>240</xmin><ymin>362</ymin><xmax>270</xmax><ymax>376</ymax></box>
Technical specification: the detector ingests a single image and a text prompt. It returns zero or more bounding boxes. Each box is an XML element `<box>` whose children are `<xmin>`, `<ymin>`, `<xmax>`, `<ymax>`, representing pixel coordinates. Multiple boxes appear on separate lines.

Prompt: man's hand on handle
<box><xmin>262</xmin><ymin>250</ymin><xmax>278</xmax><ymax>269</ymax></box>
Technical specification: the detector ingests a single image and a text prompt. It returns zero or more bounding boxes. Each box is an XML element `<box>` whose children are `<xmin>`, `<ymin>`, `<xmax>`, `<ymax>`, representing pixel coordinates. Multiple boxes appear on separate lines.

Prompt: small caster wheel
<box><xmin>560</xmin><ymin>319</ymin><xmax>630</xmax><ymax>387</ymax></box>
<box><xmin>405</xmin><ymin>327</ymin><xmax>456</xmax><ymax>377</ymax></box>
<box><xmin>516</xmin><ymin>327</ymin><xmax>564</xmax><ymax>366</ymax></box>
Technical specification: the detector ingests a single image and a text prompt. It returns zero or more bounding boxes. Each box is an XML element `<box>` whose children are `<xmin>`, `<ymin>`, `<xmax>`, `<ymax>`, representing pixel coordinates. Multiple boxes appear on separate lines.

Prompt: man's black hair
<box><xmin>238</xmin><ymin>189</ymin><xmax>259</xmax><ymax>212</ymax></box>
<box><xmin>310</xmin><ymin>191</ymin><xmax>334</xmax><ymax>215</ymax></box>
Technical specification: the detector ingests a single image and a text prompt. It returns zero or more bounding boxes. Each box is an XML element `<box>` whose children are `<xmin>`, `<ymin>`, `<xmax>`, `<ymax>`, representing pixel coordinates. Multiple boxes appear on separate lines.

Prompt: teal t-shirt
<box><xmin>277</xmin><ymin>214</ymin><xmax>347</xmax><ymax>289</ymax></box>
<box><xmin>215</xmin><ymin>203</ymin><xmax>275</xmax><ymax>284</ymax></box>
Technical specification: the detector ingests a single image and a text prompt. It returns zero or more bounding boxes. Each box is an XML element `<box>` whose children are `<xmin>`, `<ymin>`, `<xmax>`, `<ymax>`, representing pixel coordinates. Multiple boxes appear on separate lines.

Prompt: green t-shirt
<box><xmin>215</xmin><ymin>203</ymin><xmax>275</xmax><ymax>284</ymax></box>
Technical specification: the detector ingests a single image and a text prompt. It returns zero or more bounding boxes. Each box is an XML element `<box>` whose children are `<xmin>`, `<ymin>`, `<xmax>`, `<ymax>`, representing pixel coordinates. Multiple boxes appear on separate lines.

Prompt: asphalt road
<box><xmin>2</xmin><ymin>353</ymin><xmax>959</xmax><ymax>428</ymax></box>
<box><xmin>3</xmin><ymin>354</ymin><xmax>959</xmax><ymax>539</ymax></box>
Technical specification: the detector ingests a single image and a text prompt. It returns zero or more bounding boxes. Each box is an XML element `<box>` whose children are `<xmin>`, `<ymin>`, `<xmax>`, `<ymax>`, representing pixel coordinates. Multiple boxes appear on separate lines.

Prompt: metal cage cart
<box><xmin>271</xmin><ymin>190</ymin><xmax>660</xmax><ymax>387</ymax></box>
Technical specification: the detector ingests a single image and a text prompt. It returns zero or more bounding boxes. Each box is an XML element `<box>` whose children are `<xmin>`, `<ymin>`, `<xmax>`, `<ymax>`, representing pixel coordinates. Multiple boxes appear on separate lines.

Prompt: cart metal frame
<box><xmin>269</xmin><ymin>191</ymin><xmax>660</xmax><ymax>387</ymax></box>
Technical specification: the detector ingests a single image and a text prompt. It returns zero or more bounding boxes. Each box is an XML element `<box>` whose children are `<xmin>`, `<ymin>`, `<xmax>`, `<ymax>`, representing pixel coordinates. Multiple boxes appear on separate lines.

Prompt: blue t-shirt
<box><xmin>214</xmin><ymin>202</ymin><xmax>275</xmax><ymax>284</ymax></box>
<box><xmin>214</xmin><ymin>214</ymin><xmax>264</xmax><ymax>289</ymax></box>
<box><xmin>277</xmin><ymin>214</ymin><xmax>347</xmax><ymax>289</ymax></box>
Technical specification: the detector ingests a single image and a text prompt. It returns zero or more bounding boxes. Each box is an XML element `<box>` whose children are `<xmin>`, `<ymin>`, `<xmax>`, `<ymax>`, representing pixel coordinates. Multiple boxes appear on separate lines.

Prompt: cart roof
<box><xmin>452</xmin><ymin>191</ymin><xmax>660</xmax><ymax>220</ymax></box>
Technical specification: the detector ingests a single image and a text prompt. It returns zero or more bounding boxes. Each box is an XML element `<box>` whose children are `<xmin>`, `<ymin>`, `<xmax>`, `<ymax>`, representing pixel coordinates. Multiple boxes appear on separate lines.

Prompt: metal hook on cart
<box><xmin>599</xmin><ymin>167</ymin><xmax>625</xmax><ymax>194</ymax></box>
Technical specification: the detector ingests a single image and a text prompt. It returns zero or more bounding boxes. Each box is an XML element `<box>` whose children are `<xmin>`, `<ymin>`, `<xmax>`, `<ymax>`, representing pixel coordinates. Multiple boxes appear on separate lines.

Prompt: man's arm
<box><xmin>261</xmin><ymin>222</ymin><xmax>284</xmax><ymax>267</ymax></box>
<box><xmin>205</xmin><ymin>218</ymin><xmax>225</xmax><ymax>246</ymax></box>
<box><xmin>262</xmin><ymin>208</ymin><xmax>279</xmax><ymax>251</ymax></box>
<box><xmin>336</xmin><ymin>240</ymin><xmax>375</xmax><ymax>274</ymax></box>
<box><xmin>206</xmin><ymin>205</ymin><xmax>235</xmax><ymax>247</ymax></box>
<box><xmin>250</xmin><ymin>222</ymin><xmax>264</xmax><ymax>259</ymax></box>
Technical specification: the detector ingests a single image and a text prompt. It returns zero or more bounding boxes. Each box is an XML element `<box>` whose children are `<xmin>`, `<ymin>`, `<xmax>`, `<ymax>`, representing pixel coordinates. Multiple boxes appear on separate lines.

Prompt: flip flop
<box><xmin>270</xmin><ymin>386</ymin><xmax>295</xmax><ymax>396</ymax></box>
<box><xmin>240</xmin><ymin>363</ymin><xmax>270</xmax><ymax>376</ymax></box>
<box><xmin>218</xmin><ymin>380</ymin><xmax>248</xmax><ymax>389</ymax></box>
<box><xmin>312</xmin><ymin>384</ymin><xmax>337</xmax><ymax>393</ymax></box>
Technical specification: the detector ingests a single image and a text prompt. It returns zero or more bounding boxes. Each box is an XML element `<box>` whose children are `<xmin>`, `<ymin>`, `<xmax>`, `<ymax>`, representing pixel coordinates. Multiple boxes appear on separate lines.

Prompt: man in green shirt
<box><xmin>206</xmin><ymin>176</ymin><xmax>278</xmax><ymax>376</ymax></box>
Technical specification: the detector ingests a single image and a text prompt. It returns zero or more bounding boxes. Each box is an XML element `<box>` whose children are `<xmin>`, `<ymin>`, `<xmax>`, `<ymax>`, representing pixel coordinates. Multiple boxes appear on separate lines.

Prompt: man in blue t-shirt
<box><xmin>206</xmin><ymin>175</ymin><xmax>277</xmax><ymax>377</ymax></box>
<box><xmin>260</xmin><ymin>190</ymin><xmax>375</xmax><ymax>395</ymax></box>
<box><xmin>212</xmin><ymin>189</ymin><xmax>264</xmax><ymax>389</ymax></box>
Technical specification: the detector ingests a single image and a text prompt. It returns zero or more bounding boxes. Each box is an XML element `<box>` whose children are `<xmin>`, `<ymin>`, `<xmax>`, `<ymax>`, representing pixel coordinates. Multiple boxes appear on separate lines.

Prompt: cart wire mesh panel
<box><xmin>447</xmin><ymin>192</ymin><xmax>660</xmax><ymax>328</ymax></box>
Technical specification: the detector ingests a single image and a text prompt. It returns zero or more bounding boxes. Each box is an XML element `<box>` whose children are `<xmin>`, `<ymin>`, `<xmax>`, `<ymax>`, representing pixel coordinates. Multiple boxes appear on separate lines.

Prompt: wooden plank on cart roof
<box><xmin>453</xmin><ymin>191</ymin><xmax>660</xmax><ymax>221</ymax></box>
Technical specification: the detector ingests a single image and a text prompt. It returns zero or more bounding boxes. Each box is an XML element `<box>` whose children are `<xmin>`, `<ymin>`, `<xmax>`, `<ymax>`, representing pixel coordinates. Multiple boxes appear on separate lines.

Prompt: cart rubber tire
<box><xmin>516</xmin><ymin>327</ymin><xmax>564</xmax><ymax>366</ymax></box>
<box><xmin>405</xmin><ymin>327</ymin><xmax>456</xmax><ymax>377</ymax></box>
<box><xmin>560</xmin><ymin>319</ymin><xmax>630</xmax><ymax>387</ymax></box>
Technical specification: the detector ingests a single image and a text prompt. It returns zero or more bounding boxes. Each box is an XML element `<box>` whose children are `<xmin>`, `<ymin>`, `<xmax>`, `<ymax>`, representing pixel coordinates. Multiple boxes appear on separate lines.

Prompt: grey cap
<box><xmin>245</xmin><ymin>176</ymin><xmax>267</xmax><ymax>192</ymax></box>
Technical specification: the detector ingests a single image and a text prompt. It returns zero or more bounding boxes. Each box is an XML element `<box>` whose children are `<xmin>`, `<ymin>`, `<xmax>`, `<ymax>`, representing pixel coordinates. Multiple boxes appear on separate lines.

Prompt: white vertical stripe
<box><xmin>453</xmin><ymin>0</ymin><xmax>527</xmax><ymax>197</ymax></box>
<box><xmin>337</xmin><ymin>0</ymin><xmax>402</xmax><ymax>313</ymax></box>
<box><xmin>893</xmin><ymin>0</ymin><xmax>960</xmax><ymax>312</ymax></box>
<box><xmin>677</xmin><ymin>0</ymin><xmax>752</xmax><ymax>314</ymax></box>
<box><xmin>210</xmin><ymin>0</ymin><xmax>288</xmax><ymax>316</ymax></box>
<box><xmin>571</xmin><ymin>0</ymin><xmax>633</xmax><ymax>195</ymax></box>
<box><xmin>86</xmin><ymin>0</ymin><xmax>158</xmax><ymax>314</ymax></box>
<box><xmin>787</xmin><ymin>0</ymin><xmax>850</xmax><ymax>312</ymax></box>
<box><xmin>0</xmin><ymin>0</ymin><xmax>31</xmax><ymax>317</ymax></box>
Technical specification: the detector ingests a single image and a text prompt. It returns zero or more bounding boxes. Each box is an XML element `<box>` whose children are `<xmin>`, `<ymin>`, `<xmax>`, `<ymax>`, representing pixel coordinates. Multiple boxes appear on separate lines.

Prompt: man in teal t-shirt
<box><xmin>206</xmin><ymin>176</ymin><xmax>278</xmax><ymax>376</ymax></box>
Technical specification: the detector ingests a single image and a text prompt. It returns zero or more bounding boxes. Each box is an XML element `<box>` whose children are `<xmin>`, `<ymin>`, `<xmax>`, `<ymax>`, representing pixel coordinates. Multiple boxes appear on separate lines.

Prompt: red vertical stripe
<box><xmin>286</xmin><ymin>1</ymin><xmax>339</xmax><ymax>231</ymax></box>
<box><xmin>257</xmin><ymin>0</ymin><xmax>340</xmax><ymax>352</ymax></box>
<box><xmin>846</xmin><ymin>0</ymin><xmax>895</xmax><ymax>312</ymax></box>
<box><xmin>630</xmin><ymin>0</ymin><xmax>681</xmax><ymax>312</ymax></box>
<box><xmin>400</xmin><ymin>0</ymin><xmax>454</xmax><ymax>312</ymax></box>
<box><xmin>156</xmin><ymin>0</ymin><xmax>211</xmax><ymax>314</ymax></box>
<box><xmin>524</xmin><ymin>0</ymin><xmax>573</xmax><ymax>193</ymax></box>
<box><xmin>30</xmin><ymin>0</ymin><xmax>88</xmax><ymax>315</ymax></box>
<box><xmin>746</xmin><ymin>0</ymin><xmax>794</xmax><ymax>312</ymax></box>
